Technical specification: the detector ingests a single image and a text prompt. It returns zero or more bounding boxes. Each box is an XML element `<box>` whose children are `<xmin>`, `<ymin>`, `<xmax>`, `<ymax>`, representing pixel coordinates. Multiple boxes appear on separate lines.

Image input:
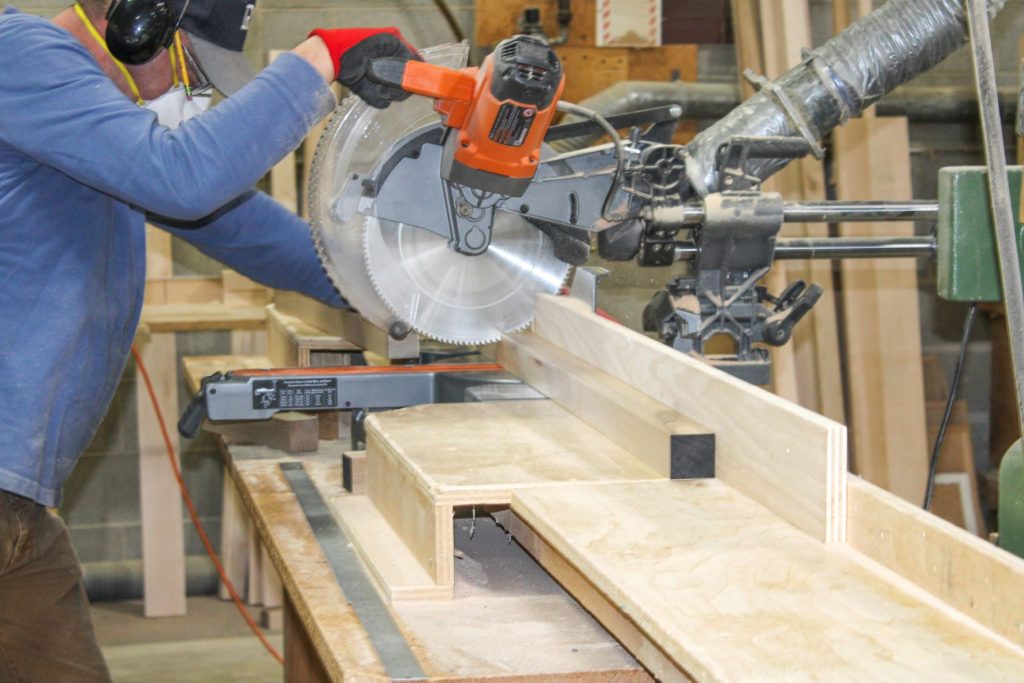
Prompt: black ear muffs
<box><xmin>105</xmin><ymin>0</ymin><xmax>186</xmax><ymax>65</ymax></box>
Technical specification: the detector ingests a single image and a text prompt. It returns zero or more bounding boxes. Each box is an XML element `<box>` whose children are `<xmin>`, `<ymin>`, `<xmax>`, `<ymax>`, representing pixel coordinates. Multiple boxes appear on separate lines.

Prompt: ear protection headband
<box><xmin>104</xmin><ymin>0</ymin><xmax>190</xmax><ymax>65</ymax></box>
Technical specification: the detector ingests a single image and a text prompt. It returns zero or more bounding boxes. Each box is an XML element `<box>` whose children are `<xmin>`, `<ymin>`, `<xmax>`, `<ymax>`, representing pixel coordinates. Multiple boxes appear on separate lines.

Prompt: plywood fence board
<box><xmin>531</xmin><ymin>294</ymin><xmax>847</xmax><ymax>543</ymax></box>
<box><xmin>847</xmin><ymin>475</ymin><xmax>1024</xmax><ymax>650</ymax></box>
<box><xmin>498</xmin><ymin>332</ymin><xmax>714</xmax><ymax>478</ymax></box>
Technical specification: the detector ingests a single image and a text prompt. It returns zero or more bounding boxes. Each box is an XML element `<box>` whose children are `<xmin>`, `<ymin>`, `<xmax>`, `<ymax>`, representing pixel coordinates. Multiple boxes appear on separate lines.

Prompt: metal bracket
<box><xmin>570</xmin><ymin>266</ymin><xmax>610</xmax><ymax>311</ymax></box>
<box><xmin>743</xmin><ymin>68</ymin><xmax>825</xmax><ymax>160</ymax></box>
<box><xmin>802</xmin><ymin>49</ymin><xmax>854</xmax><ymax>125</ymax></box>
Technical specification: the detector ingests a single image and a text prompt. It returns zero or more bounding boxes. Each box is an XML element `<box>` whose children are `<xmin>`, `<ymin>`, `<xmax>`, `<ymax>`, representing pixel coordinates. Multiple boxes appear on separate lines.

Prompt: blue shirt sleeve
<box><xmin>152</xmin><ymin>190</ymin><xmax>346</xmax><ymax>308</ymax></box>
<box><xmin>0</xmin><ymin>14</ymin><xmax>336</xmax><ymax>220</ymax></box>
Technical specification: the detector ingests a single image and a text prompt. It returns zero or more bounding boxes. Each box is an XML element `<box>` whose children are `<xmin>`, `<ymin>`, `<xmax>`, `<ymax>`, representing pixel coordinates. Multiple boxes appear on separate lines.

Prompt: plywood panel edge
<box><xmin>332</xmin><ymin>495</ymin><xmax>454</xmax><ymax>602</ymax></box>
<box><xmin>365</xmin><ymin>429</ymin><xmax>454</xmax><ymax>587</ymax></box>
<box><xmin>509</xmin><ymin>488</ymin><xmax>713</xmax><ymax>681</ymax></box>
<box><xmin>532</xmin><ymin>294</ymin><xmax>846</xmax><ymax>543</ymax></box>
<box><xmin>493</xmin><ymin>510</ymin><xmax>694</xmax><ymax>683</ymax></box>
<box><xmin>847</xmin><ymin>476</ymin><xmax>1024</xmax><ymax>649</ymax></box>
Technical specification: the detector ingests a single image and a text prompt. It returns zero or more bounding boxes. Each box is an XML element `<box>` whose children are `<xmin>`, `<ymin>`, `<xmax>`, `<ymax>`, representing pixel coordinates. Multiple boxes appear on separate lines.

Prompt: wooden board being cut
<box><xmin>364</xmin><ymin>400</ymin><xmax>663</xmax><ymax>588</ymax></box>
<box><xmin>531</xmin><ymin>294</ymin><xmax>847</xmax><ymax>543</ymax></box>
<box><xmin>511</xmin><ymin>479</ymin><xmax>1024</xmax><ymax>682</ymax></box>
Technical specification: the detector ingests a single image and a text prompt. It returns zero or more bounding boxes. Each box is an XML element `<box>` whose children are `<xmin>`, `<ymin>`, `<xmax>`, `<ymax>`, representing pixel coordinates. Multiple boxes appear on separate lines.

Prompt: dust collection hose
<box><xmin>684</xmin><ymin>0</ymin><xmax>1006</xmax><ymax>196</ymax></box>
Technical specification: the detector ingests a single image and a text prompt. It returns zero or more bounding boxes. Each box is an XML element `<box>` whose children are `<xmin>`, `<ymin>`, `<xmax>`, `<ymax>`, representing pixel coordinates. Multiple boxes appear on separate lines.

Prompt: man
<box><xmin>0</xmin><ymin>1</ymin><xmax>417</xmax><ymax>679</ymax></box>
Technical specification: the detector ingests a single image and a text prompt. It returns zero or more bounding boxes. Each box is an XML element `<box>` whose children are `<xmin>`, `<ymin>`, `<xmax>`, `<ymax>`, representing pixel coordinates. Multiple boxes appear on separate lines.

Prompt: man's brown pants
<box><xmin>0</xmin><ymin>490</ymin><xmax>111</xmax><ymax>682</ymax></box>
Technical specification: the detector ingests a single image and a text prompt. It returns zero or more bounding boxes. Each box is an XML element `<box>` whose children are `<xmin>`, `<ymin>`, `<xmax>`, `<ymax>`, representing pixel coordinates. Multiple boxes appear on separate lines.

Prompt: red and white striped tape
<box><xmin>596</xmin><ymin>0</ymin><xmax>660</xmax><ymax>47</ymax></box>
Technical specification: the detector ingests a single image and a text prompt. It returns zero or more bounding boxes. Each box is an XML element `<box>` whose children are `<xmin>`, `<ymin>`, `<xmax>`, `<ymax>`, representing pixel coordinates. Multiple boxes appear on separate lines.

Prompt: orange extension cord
<box><xmin>131</xmin><ymin>346</ymin><xmax>285</xmax><ymax>666</ymax></box>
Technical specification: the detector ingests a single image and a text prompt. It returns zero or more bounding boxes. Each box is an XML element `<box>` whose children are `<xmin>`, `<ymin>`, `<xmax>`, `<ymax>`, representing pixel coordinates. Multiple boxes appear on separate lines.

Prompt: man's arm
<box><xmin>0</xmin><ymin>16</ymin><xmax>335</xmax><ymax>220</ymax></box>
<box><xmin>151</xmin><ymin>190</ymin><xmax>345</xmax><ymax>308</ymax></box>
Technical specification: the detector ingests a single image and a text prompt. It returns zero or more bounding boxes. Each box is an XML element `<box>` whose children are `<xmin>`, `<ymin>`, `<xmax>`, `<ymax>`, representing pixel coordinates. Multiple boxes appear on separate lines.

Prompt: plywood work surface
<box><xmin>511</xmin><ymin>479</ymin><xmax>1024</xmax><ymax>682</ymax></box>
<box><xmin>366</xmin><ymin>400</ymin><xmax>663</xmax><ymax>504</ymax></box>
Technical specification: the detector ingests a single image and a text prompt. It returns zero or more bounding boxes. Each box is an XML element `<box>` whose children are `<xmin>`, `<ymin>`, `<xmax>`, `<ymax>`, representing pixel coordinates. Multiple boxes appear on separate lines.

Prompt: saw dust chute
<box><xmin>309</xmin><ymin>43</ymin><xmax>570</xmax><ymax>346</ymax></box>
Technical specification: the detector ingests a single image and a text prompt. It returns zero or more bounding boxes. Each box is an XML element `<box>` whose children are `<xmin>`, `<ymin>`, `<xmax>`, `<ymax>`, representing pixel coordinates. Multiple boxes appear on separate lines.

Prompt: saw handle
<box><xmin>367</xmin><ymin>58</ymin><xmax>477</xmax><ymax>127</ymax></box>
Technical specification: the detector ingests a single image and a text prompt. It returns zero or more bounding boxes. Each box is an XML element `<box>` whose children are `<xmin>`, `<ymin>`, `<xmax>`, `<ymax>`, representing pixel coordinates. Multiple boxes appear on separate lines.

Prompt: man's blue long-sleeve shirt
<box><xmin>0</xmin><ymin>7</ymin><xmax>342</xmax><ymax>506</ymax></box>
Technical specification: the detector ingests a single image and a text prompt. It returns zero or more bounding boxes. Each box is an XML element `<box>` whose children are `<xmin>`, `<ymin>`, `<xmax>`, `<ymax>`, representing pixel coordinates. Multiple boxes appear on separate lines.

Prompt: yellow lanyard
<box><xmin>173</xmin><ymin>32</ymin><xmax>192</xmax><ymax>97</ymax></box>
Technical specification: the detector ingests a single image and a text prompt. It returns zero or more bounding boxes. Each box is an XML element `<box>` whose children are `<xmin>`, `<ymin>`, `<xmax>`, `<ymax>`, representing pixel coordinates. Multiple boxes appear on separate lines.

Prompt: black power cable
<box><xmin>923</xmin><ymin>302</ymin><xmax>979</xmax><ymax>510</ymax></box>
<box><xmin>431</xmin><ymin>0</ymin><xmax>466</xmax><ymax>43</ymax></box>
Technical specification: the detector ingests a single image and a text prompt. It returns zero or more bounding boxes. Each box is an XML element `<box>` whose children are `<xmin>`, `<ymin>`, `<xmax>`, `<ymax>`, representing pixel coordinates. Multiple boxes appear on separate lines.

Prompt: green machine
<box><xmin>938</xmin><ymin>166</ymin><xmax>1024</xmax><ymax>557</ymax></box>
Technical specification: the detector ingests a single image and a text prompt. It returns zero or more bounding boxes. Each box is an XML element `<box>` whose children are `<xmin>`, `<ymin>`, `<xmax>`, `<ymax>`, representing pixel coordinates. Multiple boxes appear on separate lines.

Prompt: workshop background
<box><xmin>9</xmin><ymin>0</ymin><xmax>1024</xmax><ymax>679</ymax></box>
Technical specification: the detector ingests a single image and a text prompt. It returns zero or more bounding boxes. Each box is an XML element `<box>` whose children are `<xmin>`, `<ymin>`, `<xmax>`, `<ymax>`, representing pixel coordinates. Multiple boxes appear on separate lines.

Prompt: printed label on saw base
<box><xmin>252</xmin><ymin>378</ymin><xmax>339</xmax><ymax>410</ymax></box>
<box><xmin>490</xmin><ymin>103</ymin><xmax>535</xmax><ymax>147</ymax></box>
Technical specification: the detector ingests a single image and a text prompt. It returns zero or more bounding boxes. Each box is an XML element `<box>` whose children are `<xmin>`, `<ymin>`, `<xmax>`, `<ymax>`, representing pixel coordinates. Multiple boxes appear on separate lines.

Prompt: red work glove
<box><xmin>308</xmin><ymin>28</ymin><xmax>421</xmax><ymax>108</ymax></box>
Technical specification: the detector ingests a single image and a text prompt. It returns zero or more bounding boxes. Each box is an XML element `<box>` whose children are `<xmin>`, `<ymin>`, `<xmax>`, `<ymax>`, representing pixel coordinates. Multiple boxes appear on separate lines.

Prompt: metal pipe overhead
<box><xmin>781</xmin><ymin>200</ymin><xmax>939</xmax><ymax>223</ymax></box>
<box><xmin>673</xmin><ymin>236</ymin><xmax>936</xmax><ymax>262</ymax></box>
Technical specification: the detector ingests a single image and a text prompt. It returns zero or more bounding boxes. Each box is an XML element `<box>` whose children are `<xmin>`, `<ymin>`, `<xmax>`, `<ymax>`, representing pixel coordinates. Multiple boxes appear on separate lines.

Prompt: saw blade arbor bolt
<box><xmin>388</xmin><ymin>320</ymin><xmax>410</xmax><ymax>340</ymax></box>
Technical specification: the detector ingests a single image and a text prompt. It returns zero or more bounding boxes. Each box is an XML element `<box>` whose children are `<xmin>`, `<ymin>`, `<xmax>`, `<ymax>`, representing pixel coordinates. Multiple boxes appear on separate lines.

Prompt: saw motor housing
<box><xmin>370</xmin><ymin>35</ymin><xmax>565</xmax><ymax>196</ymax></box>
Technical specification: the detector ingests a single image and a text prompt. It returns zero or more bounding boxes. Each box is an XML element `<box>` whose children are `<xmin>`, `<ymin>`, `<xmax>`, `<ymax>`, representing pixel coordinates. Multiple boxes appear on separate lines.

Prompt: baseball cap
<box><xmin>177</xmin><ymin>0</ymin><xmax>257</xmax><ymax>96</ymax></box>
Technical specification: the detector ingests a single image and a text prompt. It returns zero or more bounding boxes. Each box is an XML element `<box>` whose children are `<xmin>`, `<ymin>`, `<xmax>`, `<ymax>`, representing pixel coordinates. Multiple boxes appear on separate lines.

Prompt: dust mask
<box><xmin>143</xmin><ymin>88</ymin><xmax>212</xmax><ymax>130</ymax></box>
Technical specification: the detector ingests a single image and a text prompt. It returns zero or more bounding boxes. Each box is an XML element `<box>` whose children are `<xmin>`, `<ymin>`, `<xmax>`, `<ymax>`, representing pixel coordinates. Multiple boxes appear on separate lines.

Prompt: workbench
<box><xmin>184</xmin><ymin>295</ymin><xmax>1024</xmax><ymax>682</ymax></box>
<box><xmin>219</xmin><ymin>442</ymin><xmax>648</xmax><ymax>681</ymax></box>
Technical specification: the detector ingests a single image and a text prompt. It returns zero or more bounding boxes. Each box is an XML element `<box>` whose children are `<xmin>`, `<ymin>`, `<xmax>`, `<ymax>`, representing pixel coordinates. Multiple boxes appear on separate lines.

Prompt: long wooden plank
<box><xmin>847</xmin><ymin>475</ymin><xmax>1024</xmax><ymax>650</ymax></box>
<box><xmin>834</xmin><ymin>117</ymin><xmax>928</xmax><ymax>502</ymax></box>
<box><xmin>135</xmin><ymin>332</ymin><xmax>187</xmax><ymax>616</ymax></box>
<box><xmin>756</xmin><ymin>0</ymin><xmax>846</xmax><ymax>423</ymax></box>
<box><xmin>532</xmin><ymin>294</ymin><xmax>847</xmax><ymax>543</ymax></box>
<box><xmin>511</xmin><ymin>479</ymin><xmax>1024</xmax><ymax>682</ymax></box>
<box><xmin>727</xmin><ymin>0</ymin><xmax>800</xmax><ymax>402</ymax></box>
<box><xmin>498</xmin><ymin>332</ymin><xmax>714</xmax><ymax>478</ymax></box>
<box><xmin>217</xmin><ymin>469</ymin><xmax>249</xmax><ymax>602</ymax></box>
<box><xmin>140</xmin><ymin>303</ymin><xmax>266</xmax><ymax>332</ymax></box>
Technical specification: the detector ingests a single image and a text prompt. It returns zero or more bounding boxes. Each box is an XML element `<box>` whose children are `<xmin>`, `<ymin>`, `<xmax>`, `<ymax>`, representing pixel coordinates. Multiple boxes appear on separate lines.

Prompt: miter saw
<box><xmin>308</xmin><ymin>37</ymin><xmax>936</xmax><ymax>384</ymax></box>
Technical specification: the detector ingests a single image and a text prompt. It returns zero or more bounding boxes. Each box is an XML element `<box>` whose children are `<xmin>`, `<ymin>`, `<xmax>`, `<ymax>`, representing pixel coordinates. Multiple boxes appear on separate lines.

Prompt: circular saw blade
<box><xmin>308</xmin><ymin>43</ymin><xmax>569</xmax><ymax>346</ymax></box>
<box><xmin>364</xmin><ymin>209</ymin><xmax>570</xmax><ymax>345</ymax></box>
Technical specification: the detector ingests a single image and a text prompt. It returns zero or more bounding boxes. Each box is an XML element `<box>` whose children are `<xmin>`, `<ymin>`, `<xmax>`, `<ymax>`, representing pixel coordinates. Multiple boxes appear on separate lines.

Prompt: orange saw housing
<box><xmin>398</xmin><ymin>35</ymin><xmax>565</xmax><ymax>196</ymax></box>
